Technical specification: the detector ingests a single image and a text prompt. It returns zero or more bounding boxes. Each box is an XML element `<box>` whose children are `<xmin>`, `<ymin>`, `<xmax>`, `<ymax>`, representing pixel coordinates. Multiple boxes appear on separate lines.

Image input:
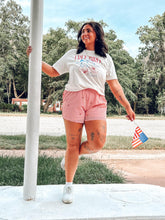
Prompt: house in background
<box><xmin>12</xmin><ymin>98</ymin><xmax>62</xmax><ymax>113</ymax></box>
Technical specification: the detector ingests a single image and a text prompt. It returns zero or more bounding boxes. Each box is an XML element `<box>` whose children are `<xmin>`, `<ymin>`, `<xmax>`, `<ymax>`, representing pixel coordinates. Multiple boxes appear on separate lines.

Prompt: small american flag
<box><xmin>132</xmin><ymin>126</ymin><xmax>148</xmax><ymax>149</ymax></box>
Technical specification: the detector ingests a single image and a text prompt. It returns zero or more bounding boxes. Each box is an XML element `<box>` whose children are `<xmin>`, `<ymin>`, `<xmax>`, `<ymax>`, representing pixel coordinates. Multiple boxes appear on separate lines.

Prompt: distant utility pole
<box><xmin>23</xmin><ymin>0</ymin><xmax>43</xmax><ymax>201</ymax></box>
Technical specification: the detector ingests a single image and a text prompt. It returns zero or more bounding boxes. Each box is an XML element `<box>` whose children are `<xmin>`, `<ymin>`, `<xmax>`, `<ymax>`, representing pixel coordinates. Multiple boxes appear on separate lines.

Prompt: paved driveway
<box><xmin>0</xmin><ymin>114</ymin><xmax>164</xmax><ymax>139</ymax></box>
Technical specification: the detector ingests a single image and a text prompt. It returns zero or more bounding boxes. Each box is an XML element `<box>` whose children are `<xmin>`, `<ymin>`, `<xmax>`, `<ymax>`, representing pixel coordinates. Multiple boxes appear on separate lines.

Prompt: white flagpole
<box><xmin>23</xmin><ymin>0</ymin><xmax>43</xmax><ymax>201</ymax></box>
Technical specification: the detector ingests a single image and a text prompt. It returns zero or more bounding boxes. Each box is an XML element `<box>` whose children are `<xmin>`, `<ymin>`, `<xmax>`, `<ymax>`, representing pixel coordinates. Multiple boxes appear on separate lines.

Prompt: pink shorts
<box><xmin>62</xmin><ymin>89</ymin><xmax>107</xmax><ymax>123</ymax></box>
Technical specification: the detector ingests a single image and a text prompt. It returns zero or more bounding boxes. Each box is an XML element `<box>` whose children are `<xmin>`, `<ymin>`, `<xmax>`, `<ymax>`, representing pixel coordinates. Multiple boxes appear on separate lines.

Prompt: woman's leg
<box><xmin>64</xmin><ymin>119</ymin><xmax>83</xmax><ymax>182</ymax></box>
<box><xmin>79</xmin><ymin>120</ymin><xmax>106</xmax><ymax>155</ymax></box>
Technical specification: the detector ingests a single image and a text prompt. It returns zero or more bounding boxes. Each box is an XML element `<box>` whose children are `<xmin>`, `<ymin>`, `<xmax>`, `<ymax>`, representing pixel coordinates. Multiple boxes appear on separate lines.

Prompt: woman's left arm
<box><xmin>107</xmin><ymin>79</ymin><xmax>135</xmax><ymax>121</ymax></box>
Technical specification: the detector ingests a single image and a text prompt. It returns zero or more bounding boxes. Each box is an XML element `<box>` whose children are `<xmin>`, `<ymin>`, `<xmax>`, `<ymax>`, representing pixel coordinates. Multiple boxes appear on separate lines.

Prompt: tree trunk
<box><xmin>12</xmin><ymin>77</ymin><xmax>18</xmax><ymax>98</ymax></box>
<box><xmin>12</xmin><ymin>77</ymin><xmax>25</xmax><ymax>98</ymax></box>
<box><xmin>133</xmin><ymin>101</ymin><xmax>137</xmax><ymax>113</ymax></box>
<box><xmin>43</xmin><ymin>90</ymin><xmax>53</xmax><ymax>112</ymax></box>
<box><xmin>43</xmin><ymin>96</ymin><xmax>52</xmax><ymax>112</ymax></box>
<box><xmin>5</xmin><ymin>79</ymin><xmax>12</xmax><ymax>103</ymax></box>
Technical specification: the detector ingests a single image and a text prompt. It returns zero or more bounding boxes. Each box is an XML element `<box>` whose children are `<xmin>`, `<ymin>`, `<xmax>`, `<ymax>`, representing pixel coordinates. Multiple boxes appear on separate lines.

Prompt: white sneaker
<box><xmin>62</xmin><ymin>185</ymin><xmax>73</xmax><ymax>204</ymax></box>
<box><xmin>61</xmin><ymin>157</ymin><xmax>65</xmax><ymax>170</ymax></box>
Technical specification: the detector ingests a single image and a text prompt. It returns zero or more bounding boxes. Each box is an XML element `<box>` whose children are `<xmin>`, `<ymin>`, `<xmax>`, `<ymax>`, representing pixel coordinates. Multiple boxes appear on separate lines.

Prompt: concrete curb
<box><xmin>0</xmin><ymin>184</ymin><xmax>165</xmax><ymax>220</ymax></box>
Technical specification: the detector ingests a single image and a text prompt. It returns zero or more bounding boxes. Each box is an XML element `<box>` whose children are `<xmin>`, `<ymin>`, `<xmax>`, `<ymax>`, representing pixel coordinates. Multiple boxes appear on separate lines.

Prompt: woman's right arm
<box><xmin>26</xmin><ymin>46</ymin><xmax>60</xmax><ymax>77</ymax></box>
<box><xmin>42</xmin><ymin>61</ymin><xmax>60</xmax><ymax>77</ymax></box>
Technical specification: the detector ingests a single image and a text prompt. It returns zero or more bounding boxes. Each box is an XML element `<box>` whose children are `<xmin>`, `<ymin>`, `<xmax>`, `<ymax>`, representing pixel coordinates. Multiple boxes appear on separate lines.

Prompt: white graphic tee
<box><xmin>53</xmin><ymin>49</ymin><xmax>117</xmax><ymax>95</ymax></box>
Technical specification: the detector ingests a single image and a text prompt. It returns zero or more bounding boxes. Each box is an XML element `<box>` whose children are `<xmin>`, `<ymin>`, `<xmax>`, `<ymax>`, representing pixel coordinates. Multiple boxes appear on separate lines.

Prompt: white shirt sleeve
<box><xmin>106</xmin><ymin>54</ymin><xmax>117</xmax><ymax>80</ymax></box>
<box><xmin>52</xmin><ymin>49</ymin><xmax>74</xmax><ymax>75</ymax></box>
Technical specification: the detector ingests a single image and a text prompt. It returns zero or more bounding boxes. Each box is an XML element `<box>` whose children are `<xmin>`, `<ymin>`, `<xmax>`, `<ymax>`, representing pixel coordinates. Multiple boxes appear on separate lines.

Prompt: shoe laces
<box><xmin>65</xmin><ymin>186</ymin><xmax>72</xmax><ymax>194</ymax></box>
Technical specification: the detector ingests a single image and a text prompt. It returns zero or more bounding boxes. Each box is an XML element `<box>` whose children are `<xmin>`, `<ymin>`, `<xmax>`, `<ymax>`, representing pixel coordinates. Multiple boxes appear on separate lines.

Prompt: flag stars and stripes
<box><xmin>132</xmin><ymin>126</ymin><xmax>148</xmax><ymax>149</ymax></box>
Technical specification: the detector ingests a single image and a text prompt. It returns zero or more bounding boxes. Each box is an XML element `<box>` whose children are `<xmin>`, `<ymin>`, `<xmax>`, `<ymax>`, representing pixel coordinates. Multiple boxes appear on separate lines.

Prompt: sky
<box><xmin>15</xmin><ymin>0</ymin><xmax>165</xmax><ymax>58</ymax></box>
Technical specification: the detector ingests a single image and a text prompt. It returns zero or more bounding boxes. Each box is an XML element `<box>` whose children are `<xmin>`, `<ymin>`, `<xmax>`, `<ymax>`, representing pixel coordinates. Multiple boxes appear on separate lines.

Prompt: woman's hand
<box><xmin>26</xmin><ymin>46</ymin><xmax>32</xmax><ymax>57</ymax></box>
<box><xmin>125</xmin><ymin>105</ymin><xmax>135</xmax><ymax>121</ymax></box>
<box><xmin>26</xmin><ymin>46</ymin><xmax>60</xmax><ymax>78</ymax></box>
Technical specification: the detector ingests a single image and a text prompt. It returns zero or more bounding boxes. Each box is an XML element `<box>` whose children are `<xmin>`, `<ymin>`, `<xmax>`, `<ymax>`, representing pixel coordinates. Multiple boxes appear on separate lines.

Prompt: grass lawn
<box><xmin>0</xmin><ymin>156</ymin><xmax>125</xmax><ymax>186</ymax></box>
<box><xmin>0</xmin><ymin>135</ymin><xmax>164</xmax><ymax>150</ymax></box>
<box><xmin>0</xmin><ymin>133</ymin><xmax>164</xmax><ymax>186</ymax></box>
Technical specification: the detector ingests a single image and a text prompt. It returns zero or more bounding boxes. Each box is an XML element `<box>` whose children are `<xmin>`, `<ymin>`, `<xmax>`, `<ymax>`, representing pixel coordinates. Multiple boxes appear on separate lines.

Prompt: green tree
<box><xmin>105</xmin><ymin>30</ymin><xmax>137</xmax><ymax>114</ymax></box>
<box><xmin>0</xmin><ymin>0</ymin><xmax>29</xmax><ymax>103</ymax></box>
<box><xmin>42</xmin><ymin>28</ymin><xmax>77</xmax><ymax>112</ymax></box>
<box><xmin>136</xmin><ymin>12</ymin><xmax>165</xmax><ymax>113</ymax></box>
<box><xmin>132</xmin><ymin>59</ymin><xmax>157</xmax><ymax>114</ymax></box>
<box><xmin>65</xmin><ymin>19</ymin><xmax>108</xmax><ymax>37</ymax></box>
<box><xmin>157</xmin><ymin>89</ymin><xmax>165</xmax><ymax>115</ymax></box>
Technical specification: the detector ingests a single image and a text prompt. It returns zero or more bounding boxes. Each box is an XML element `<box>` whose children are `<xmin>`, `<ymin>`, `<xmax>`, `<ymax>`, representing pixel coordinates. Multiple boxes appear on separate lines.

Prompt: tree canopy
<box><xmin>0</xmin><ymin>0</ymin><xmax>165</xmax><ymax>115</ymax></box>
<box><xmin>0</xmin><ymin>0</ymin><xmax>29</xmax><ymax>103</ymax></box>
<box><xmin>136</xmin><ymin>12</ymin><xmax>165</xmax><ymax>114</ymax></box>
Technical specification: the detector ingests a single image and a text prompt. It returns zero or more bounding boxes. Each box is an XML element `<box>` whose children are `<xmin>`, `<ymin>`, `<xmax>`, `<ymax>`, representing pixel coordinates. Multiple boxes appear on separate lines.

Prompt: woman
<box><xmin>27</xmin><ymin>21</ymin><xmax>135</xmax><ymax>204</ymax></box>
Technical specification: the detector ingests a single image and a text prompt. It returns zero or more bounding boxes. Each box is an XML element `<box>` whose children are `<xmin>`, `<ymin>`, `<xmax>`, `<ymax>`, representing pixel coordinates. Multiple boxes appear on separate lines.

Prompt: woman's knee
<box><xmin>94</xmin><ymin>135</ymin><xmax>106</xmax><ymax>151</ymax></box>
<box><xmin>67</xmin><ymin>140</ymin><xmax>79</xmax><ymax>153</ymax></box>
<box><xmin>89</xmin><ymin>131</ymin><xmax>106</xmax><ymax>152</ymax></box>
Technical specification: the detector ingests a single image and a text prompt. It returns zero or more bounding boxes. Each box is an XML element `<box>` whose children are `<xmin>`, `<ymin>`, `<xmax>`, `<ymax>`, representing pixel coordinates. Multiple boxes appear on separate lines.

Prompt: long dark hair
<box><xmin>77</xmin><ymin>21</ymin><xmax>108</xmax><ymax>57</ymax></box>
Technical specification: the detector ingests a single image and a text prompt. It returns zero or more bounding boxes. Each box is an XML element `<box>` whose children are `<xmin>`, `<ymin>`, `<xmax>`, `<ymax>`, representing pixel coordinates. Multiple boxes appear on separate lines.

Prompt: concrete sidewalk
<box><xmin>0</xmin><ymin>184</ymin><xmax>165</xmax><ymax>220</ymax></box>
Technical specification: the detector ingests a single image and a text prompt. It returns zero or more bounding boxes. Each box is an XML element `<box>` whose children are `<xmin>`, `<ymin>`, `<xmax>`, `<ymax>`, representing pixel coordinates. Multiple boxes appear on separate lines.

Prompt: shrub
<box><xmin>0</xmin><ymin>102</ymin><xmax>19</xmax><ymax>112</ymax></box>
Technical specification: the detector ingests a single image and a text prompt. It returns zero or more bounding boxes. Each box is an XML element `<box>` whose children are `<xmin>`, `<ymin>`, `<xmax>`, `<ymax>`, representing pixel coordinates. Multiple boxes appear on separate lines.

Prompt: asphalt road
<box><xmin>0</xmin><ymin>114</ymin><xmax>164</xmax><ymax>139</ymax></box>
